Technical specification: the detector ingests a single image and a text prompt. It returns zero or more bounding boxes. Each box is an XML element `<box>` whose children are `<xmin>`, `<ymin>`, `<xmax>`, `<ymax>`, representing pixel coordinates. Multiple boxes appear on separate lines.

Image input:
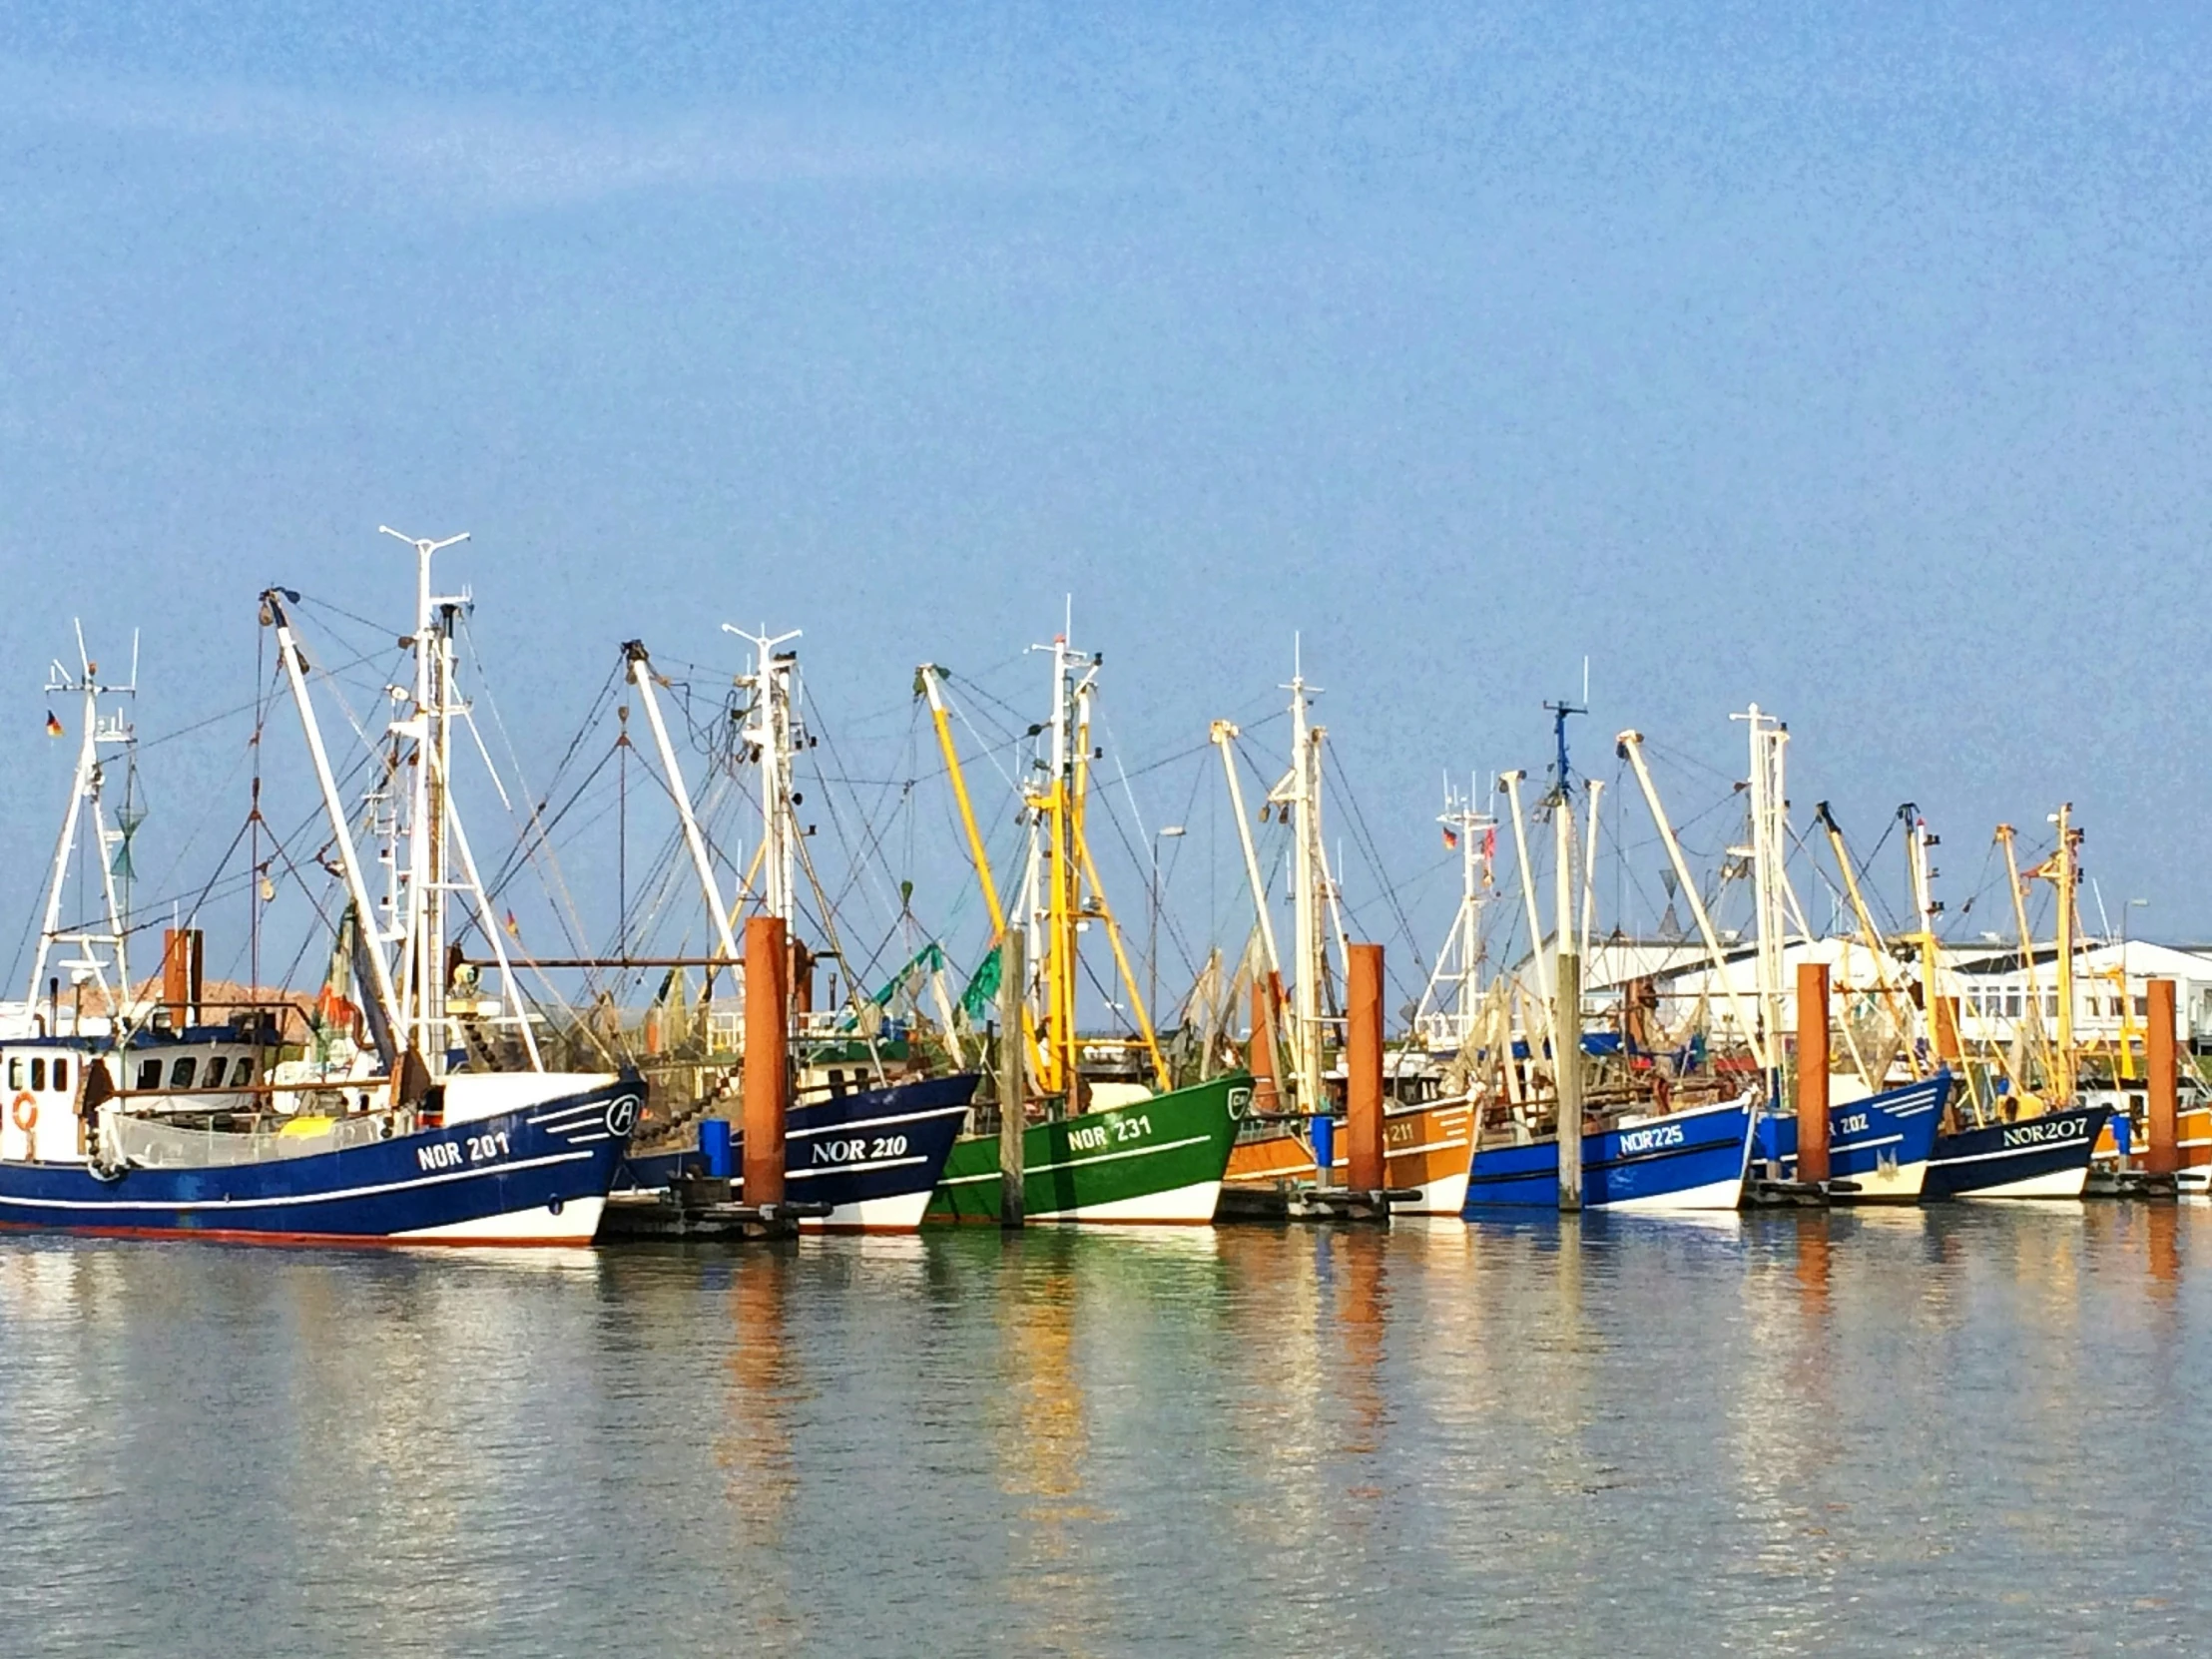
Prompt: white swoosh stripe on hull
<box><xmin>935</xmin><ymin>1134</ymin><xmax>1214</xmax><ymax>1190</ymax></box>
<box><xmin>0</xmin><ymin>1149</ymin><xmax>593</xmax><ymax>1212</ymax></box>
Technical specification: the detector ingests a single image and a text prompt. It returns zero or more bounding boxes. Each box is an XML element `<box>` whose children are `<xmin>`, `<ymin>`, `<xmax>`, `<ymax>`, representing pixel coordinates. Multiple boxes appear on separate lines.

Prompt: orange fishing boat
<box><xmin>1224</xmin><ymin>1088</ymin><xmax>1474</xmax><ymax>1215</ymax></box>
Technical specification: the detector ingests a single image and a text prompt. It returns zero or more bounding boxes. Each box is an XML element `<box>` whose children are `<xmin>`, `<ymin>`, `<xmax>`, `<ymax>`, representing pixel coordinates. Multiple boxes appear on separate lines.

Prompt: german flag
<box><xmin>44</xmin><ymin>711</ymin><xmax>62</xmax><ymax>738</ymax></box>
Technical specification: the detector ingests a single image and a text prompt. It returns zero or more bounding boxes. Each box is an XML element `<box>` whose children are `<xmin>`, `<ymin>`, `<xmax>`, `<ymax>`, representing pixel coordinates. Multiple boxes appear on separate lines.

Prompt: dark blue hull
<box><xmin>1756</xmin><ymin>1071</ymin><xmax>1950</xmax><ymax>1201</ymax></box>
<box><xmin>0</xmin><ymin>1078</ymin><xmax>641</xmax><ymax>1244</ymax></box>
<box><xmin>1924</xmin><ymin>1103</ymin><xmax>2108</xmax><ymax>1199</ymax></box>
<box><xmin>620</xmin><ymin>1073</ymin><xmax>976</xmax><ymax>1230</ymax></box>
<box><xmin>1462</xmin><ymin>1095</ymin><xmax>1756</xmax><ymax>1212</ymax></box>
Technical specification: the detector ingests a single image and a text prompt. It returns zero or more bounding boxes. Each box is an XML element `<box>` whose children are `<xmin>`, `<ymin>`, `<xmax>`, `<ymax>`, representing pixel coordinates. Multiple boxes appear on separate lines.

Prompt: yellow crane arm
<box><xmin>917</xmin><ymin>664</ymin><xmax>1047</xmax><ymax>1084</ymax></box>
<box><xmin>918</xmin><ymin>665</ymin><xmax>1007</xmax><ymax>939</ymax></box>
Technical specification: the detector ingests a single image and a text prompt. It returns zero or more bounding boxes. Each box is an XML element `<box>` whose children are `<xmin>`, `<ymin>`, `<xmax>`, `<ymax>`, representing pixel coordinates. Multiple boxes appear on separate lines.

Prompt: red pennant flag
<box><xmin>44</xmin><ymin>711</ymin><xmax>63</xmax><ymax>738</ymax></box>
<box><xmin>1442</xmin><ymin>828</ymin><xmax>1458</xmax><ymax>850</ymax></box>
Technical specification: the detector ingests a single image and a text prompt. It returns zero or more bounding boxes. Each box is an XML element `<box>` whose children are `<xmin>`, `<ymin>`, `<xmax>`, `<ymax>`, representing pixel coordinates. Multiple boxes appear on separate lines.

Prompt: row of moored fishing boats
<box><xmin>0</xmin><ymin>536</ymin><xmax>2176</xmax><ymax>1245</ymax></box>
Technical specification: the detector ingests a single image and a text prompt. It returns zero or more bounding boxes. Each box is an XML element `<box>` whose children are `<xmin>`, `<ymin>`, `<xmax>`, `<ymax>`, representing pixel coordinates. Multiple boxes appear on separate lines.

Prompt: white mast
<box><xmin>26</xmin><ymin>625</ymin><xmax>140</xmax><ymax>1025</ymax></box>
<box><xmin>1580</xmin><ymin>779</ymin><xmax>1606</xmax><ymax>963</ymax></box>
<box><xmin>724</xmin><ymin>626</ymin><xmax>805</xmax><ymax>924</ymax></box>
<box><xmin>624</xmin><ymin>642</ymin><xmax>742</xmax><ymax>964</ymax></box>
<box><xmin>1412</xmin><ymin>776</ymin><xmax>1495</xmax><ymax>1049</ymax></box>
<box><xmin>1734</xmin><ymin>704</ymin><xmax>1789</xmax><ymax>1059</ymax></box>
<box><xmin>1267</xmin><ymin>643</ymin><xmax>1327</xmax><ymax>1113</ymax></box>
<box><xmin>379</xmin><ymin>527</ymin><xmax>469</xmax><ymax>1077</ymax></box>
<box><xmin>1210</xmin><ymin>720</ymin><xmax>1282</xmax><ymax>980</ymax></box>
<box><xmin>263</xmin><ymin>589</ymin><xmax>406</xmax><ymax>1052</ymax></box>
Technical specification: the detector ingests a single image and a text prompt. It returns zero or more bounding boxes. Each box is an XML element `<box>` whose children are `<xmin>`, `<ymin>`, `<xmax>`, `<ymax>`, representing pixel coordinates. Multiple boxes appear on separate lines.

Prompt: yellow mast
<box><xmin>1902</xmin><ymin>808</ymin><xmax>1977</xmax><ymax>1116</ymax></box>
<box><xmin>1031</xmin><ymin>637</ymin><xmax>1170</xmax><ymax>1099</ymax></box>
<box><xmin>2052</xmin><ymin>803</ymin><xmax>2078</xmax><ymax>1104</ymax></box>
<box><xmin>1994</xmin><ymin>824</ymin><xmax>2054</xmax><ymax>1096</ymax></box>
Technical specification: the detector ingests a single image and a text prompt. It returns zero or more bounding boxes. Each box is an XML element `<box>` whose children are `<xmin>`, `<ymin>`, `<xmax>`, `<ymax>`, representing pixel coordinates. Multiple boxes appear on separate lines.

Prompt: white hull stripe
<box><xmin>936</xmin><ymin>1133</ymin><xmax>1215</xmax><ymax>1190</ymax></box>
<box><xmin>1932</xmin><ymin>1142</ymin><xmax>2092</xmax><ymax>1170</ymax></box>
<box><xmin>1326</xmin><ymin>1135</ymin><xmax>1473</xmax><ymax>1166</ymax></box>
<box><xmin>787</xmin><ymin>1154</ymin><xmax>930</xmax><ymax>1181</ymax></box>
<box><xmin>0</xmin><ymin>1149</ymin><xmax>593</xmax><ymax>1213</ymax></box>
<box><xmin>526</xmin><ymin>1101</ymin><xmax>617</xmax><ymax>1128</ymax></box>
<box><xmin>1835</xmin><ymin>1133</ymin><xmax>1904</xmax><ymax>1155</ymax></box>
<box><xmin>787</xmin><ymin>1104</ymin><xmax>971</xmax><ymax>1139</ymax></box>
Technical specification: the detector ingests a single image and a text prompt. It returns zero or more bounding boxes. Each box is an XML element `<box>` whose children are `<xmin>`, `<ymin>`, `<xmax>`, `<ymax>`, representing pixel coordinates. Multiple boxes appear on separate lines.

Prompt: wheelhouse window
<box><xmin>5</xmin><ymin>1058</ymin><xmax>18</xmax><ymax>1089</ymax></box>
<box><xmin>232</xmin><ymin>1057</ymin><xmax>255</xmax><ymax>1087</ymax></box>
<box><xmin>52</xmin><ymin>1059</ymin><xmax>68</xmax><ymax>1092</ymax></box>
<box><xmin>170</xmin><ymin>1057</ymin><xmax>197</xmax><ymax>1089</ymax></box>
<box><xmin>137</xmin><ymin>1060</ymin><xmax>160</xmax><ymax>1089</ymax></box>
<box><xmin>29</xmin><ymin>1058</ymin><xmax>45</xmax><ymax>1090</ymax></box>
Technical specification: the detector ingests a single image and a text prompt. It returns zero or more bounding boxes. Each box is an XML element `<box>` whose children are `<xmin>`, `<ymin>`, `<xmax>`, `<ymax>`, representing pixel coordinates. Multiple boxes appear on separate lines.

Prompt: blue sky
<box><xmin>2</xmin><ymin>4</ymin><xmax>2209</xmax><ymax>1006</ymax></box>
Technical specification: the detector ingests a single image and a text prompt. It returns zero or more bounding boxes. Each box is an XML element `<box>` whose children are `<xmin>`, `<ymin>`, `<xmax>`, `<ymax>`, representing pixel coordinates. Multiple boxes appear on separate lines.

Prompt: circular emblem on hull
<box><xmin>604</xmin><ymin>1093</ymin><xmax>642</xmax><ymax>1138</ymax></box>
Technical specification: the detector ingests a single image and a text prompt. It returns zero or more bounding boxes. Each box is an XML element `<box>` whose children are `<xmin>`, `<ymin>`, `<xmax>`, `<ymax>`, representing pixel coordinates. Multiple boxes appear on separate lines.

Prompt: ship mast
<box><xmin>1901</xmin><ymin>805</ymin><xmax>1943</xmax><ymax>1055</ymax></box>
<box><xmin>727</xmin><ymin>626</ymin><xmax>805</xmax><ymax>924</ymax></box>
<box><xmin>380</xmin><ymin>526</ymin><xmax>470</xmax><ymax>1079</ymax></box>
<box><xmin>1268</xmin><ymin>645</ymin><xmax>1328</xmax><ymax>1113</ymax></box>
<box><xmin>2051</xmin><ymin>803</ymin><xmax>2079</xmax><ymax>1103</ymax></box>
<box><xmin>624</xmin><ymin>641</ymin><xmax>742</xmax><ymax>966</ymax></box>
<box><xmin>263</xmin><ymin>588</ymin><xmax>407</xmax><ymax>1060</ymax></box>
<box><xmin>1734</xmin><ymin>705</ymin><xmax>1788</xmax><ymax>1065</ymax></box>
<box><xmin>1411</xmin><ymin>776</ymin><xmax>1495</xmax><ymax>1049</ymax></box>
<box><xmin>26</xmin><ymin>624</ymin><xmax>140</xmax><ymax>1026</ymax></box>
<box><xmin>1019</xmin><ymin>621</ymin><xmax>1164</xmax><ymax>1102</ymax></box>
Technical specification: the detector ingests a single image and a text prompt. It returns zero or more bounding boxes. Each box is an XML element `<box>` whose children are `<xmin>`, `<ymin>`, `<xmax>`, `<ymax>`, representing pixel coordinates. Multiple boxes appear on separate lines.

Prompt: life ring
<box><xmin>11</xmin><ymin>1092</ymin><xmax>37</xmax><ymax>1134</ymax></box>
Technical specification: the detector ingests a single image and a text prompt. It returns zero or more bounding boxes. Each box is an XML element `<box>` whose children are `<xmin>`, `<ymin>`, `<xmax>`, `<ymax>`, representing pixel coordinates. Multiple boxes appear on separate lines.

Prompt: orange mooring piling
<box><xmin>745</xmin><ymin>914</ymin><xmax>791</xmax><ymax>1206</ymax></box>
<box><xmin>1250</xmin><ymin>973</ymin><xmax>1284</xmax><ymax>1114</ymax></box>
<box><xmin>1796</xmin><ymin>960</ymin><xmax>1831</xmax><ymax>1185</ymax></box>
<box><xmin>2148</xmin><ymin>977</ymin><xmax>2178</xmax><ymax>1177</ymax></box>
<box><xmin>1347</xmin><ymin>943</ymin><xmax>1386</xmax><ymax>1194</ymax></box>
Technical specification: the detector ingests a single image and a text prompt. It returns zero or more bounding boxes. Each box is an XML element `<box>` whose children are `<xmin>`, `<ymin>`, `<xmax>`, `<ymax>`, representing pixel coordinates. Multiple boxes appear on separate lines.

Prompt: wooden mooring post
<box><xmin>1555</xmin><ymin>949</ymin><xmax>1583</xmax><ymax>1213</ymax></box>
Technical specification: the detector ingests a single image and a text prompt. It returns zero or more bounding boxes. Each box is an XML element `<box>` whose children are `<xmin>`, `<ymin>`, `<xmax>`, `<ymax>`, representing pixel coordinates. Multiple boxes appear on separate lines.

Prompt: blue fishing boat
<box><xmin>1923</xmin><ymin>1101</ymin><xmax>2107</xmax><ymax>1200</ymax></box>
<box><xmin>0</xmin><ymin>1036</ymin><xmax>639</xmax><ymax>1243</ymax></box>
<box><xmin>620</xmin><ymin>1072</ymin><xmax>976</xmax><ymax>1230</ymax></box>
<box><xmin>0</xmin><ymin>591</ymin><xmax>642</xmax><ymax>1246</ymax></box>
<box><xmin>1461</xmin><ymin>1092</ymin><xmax>1757</xmax><ymax>1212</ymax></box>
<box><xmin>1754</xmin><ymin>1071</ymin><xmax>1950</xmax><ymax>1201</ymax></box>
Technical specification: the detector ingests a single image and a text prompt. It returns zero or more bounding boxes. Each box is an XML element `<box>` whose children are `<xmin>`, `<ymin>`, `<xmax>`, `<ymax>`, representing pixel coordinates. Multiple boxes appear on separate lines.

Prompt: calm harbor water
<box><xmin>0</xmin><ymin>1205</ymin><xmax>2205</xmax><ymax>1656</ymax></box>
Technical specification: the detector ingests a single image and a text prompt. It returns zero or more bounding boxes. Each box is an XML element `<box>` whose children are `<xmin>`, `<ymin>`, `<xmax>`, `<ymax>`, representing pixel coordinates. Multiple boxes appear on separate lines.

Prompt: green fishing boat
<box><xmin>926</xmin><ymin>1073</ymin><xmax>1250</xmax><ymax>1225</ymax></box>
